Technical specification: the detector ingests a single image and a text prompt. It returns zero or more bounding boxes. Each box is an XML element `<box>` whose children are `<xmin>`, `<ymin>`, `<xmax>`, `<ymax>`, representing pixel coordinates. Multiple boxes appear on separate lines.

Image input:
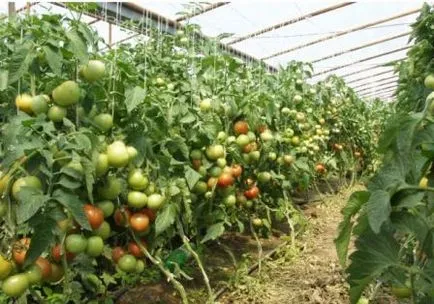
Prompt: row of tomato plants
<box><xmin>0</xmin><ymin>8</ymin><xmax>388</xmax><ymax>303</ymax></box>
<box><xmin>336</xmin><ymin>3</ymin><xmax>434</xmax><ymax>304</ymax></box>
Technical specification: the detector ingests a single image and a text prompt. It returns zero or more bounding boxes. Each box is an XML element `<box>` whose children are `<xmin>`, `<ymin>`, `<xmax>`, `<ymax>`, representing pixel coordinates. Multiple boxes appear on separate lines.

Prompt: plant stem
<box><xmin>176</xmin><ymin>219</ymin><xmax>214</xmax><ymax>303</ymax></box>
<box><xmin>249</xmin><ymin>218</ymin><xmax>262</xmax><ymax>275</ymax></box>
<box><xmin>131</xmin><ymin>232</ymin><xmax>189</xmax><ymax>304</ymax></box>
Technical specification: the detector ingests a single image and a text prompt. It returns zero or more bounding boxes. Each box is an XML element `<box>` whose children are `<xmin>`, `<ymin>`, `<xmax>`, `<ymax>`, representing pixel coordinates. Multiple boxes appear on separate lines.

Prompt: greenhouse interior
<box><xmin>0</xmin><ymin>1</ymin><xmax>434</xmax><ymax>303</ymax></box>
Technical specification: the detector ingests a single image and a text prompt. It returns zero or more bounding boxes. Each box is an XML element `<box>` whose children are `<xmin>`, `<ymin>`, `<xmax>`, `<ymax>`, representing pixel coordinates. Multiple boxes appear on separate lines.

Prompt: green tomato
<box><xmin>25</xmin><ymin>265</ymin><xmax>43</xmax><ymax>285</ymax></box>
<box><xmin>193</xmin><ymin>181</ymin><xmax>208</xmax><ymax>194</ymax></box>
<box><xmin>48</xmin><ymin>105</ymin><xmax>67</xmax><ymax>122</ymax></box>
<box><xmin>96</xmin><ymin>200</ymin><xmax>115</xmax><ymax>217</ymax></box>
<box><xmin>147</xmin><ymin>194</ymin><xmax>165</xmax><ymax>210</ymax></box>
<box><xmin>216</xmin><ymin>158</ymin><xmax>227</xmax><ymax>168</ymax></box>
<box><xmin>86</xmin><ymin>236</ymin><xmax>104</xmax><ymax>257</ymax></box>
<box><xmin>424</xmin><ymin>74</ymin><xmax>434</xmax><ymax>89</ymax></box>
<box><xmin>236</xmin><ymin>134</ymin><xmax>250</xmax><ymax>147</ymax></box>
<box><xmin>247</xmin><ymin>131</ymin><xmax>256</xmax><ymax>142</ymax></box>
<box><xmin>293</xmin><ymin>95</ymin><xmax>302</xmax><ymax>103</ymax></box>
<box><xmin>65</xmin><ymin>234</ymin><xmax>88</xmax><ymax>254</ymax></box>
<box><xmin>206</xmin><ymin>145</ymin><xmax>225</xmax><ymax>160</ymax></box>
<box><xmin>93</xmin><ymin>221</ymin><xmax>111</xmax><ymax>240</ymax></box>
<box><xmin>217</xmin><ymin>131</ymin><xmax>227</xmax><ymax>142</ymax></box>
<box><xmin>291</xmin><ymin>136</ymin><xmax>300</xmax><ymax>146</ymax></box>
<box><xmin>93</xmin><ymin>113</ymin><xmax>113</xmax><ymax>132</ymax></box>
<box><xmin>136</xmin><ymin>260</ymin><xmax>145</xmax><ymax>273</ymax></box>
<box><xmin>31</xmin><ymin>95</ymin><xmax>49</xmax><ymax>115</ymax></box>
<box><xmin>281</xmin><ymin>107</ymin><xmax>290</xmax><ymax>114</ymax></box>
<box><xmin>249</xmin><ymin>151</ymin><xmax>261</xmax><ymax>162</ymax></box>
<box><xmin>52</xmin><ymin>80</ymin><xmax>80</xmax><ymax>107</ymax></box>
<box><xmin>258</xmin><ymin>172</ymin><xmax>271</xmax><ymax>183</ymax></box>
<box><xmin>260</xmin><ymin>130</ymin><xmax>273</xmax><ymax>141</ymax></box>
<box><xmin>190</xmin><ymin>149</ymin><xmax>202</xmax><ymax>160</ymax></box>
<box><xmin>199</xmin><ymin>98</ymin><xmax>212</xmax><ymax>111</ymax></box>
<box><xmin>107</xmin><ymin>141</ymin><xmax>129</xmax><ymax>168</ymax></box>
<box><xmin>66</xmin><ymin>160</ymin><xmax>84</xmax><ymax>175</ymax></box>
<box><xmin>128</xmin><ymin>169</ymin><xmax>149</xmax><ymax>190</ymax></box>
<box><xmin>82</xmin><ymin>60</ymin><xmax>105</xmax><ymax>82</ymax></box>
<box><xmin>225</xmin><ymin>194</ymin><xmax>236</xmax><ymax>207</ymax></box>
<box><xmin>198</xmin><ymin>166</ymin><xmax>207</xmax><ymax>176</ymax></box>
<box><xmin>252</xmin><ymin>218</ymin><xmax>263</xmax><ymax>227</ymax></box>
<box><xmin>127</xmin><ymin>146</ymin><xmax>138</xmax><ymax>161</ymax></box>
<box><xmin>95</xmin><ymin>153</ymin><xmax>109</xmax><ymax>177</ymax></box>
<box><xmin>2</xmin><ymin>274</ymin><xmax>29</xmax><ymax>297</ymax></box>
<box><xmin>268</xmin><ymin>152</ymin><xmax>277</xmax><ymax>161</ymax></box>
<box><xmin>145</xmin><ymin>183</ymin><xmax>156</xmax><ymax>196</ymax></box>
<box><xmin>12</xmin><ymin>176</ymin><xmax>42</xmax><ymax>200</ymax></box>
<box><xmin>127</xmin><ymin>191</ymin><xmax>148</xmax><ymax>209</ymax></box>
<box><xmin>209</xmin><ymin>166</ymin><xmax>222</xmax><ymax>177</ymax></box>
<box><xmin>118</xmin><ymin>254</ymin><xmax>137</xmax><ymax>273</ymax></box>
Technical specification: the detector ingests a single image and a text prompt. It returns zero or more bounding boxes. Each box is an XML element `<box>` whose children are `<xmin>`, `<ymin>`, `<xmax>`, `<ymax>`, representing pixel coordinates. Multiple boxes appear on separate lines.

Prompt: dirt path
<box><xmin>218</xmin><ymin>186</ymin><xmax>361</xmax><ymax>304</ymax></box>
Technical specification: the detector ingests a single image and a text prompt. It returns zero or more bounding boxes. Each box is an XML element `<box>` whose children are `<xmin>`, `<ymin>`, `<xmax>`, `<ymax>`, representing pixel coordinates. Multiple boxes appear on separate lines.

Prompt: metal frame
<box><xmin>227</xmin><ymin>2</ymin><xmax>354</xmax><ymax>45</ymax></box>
<box><xmin>313</xmin><ymin>45</ymin><xmax>410</xmax><ymax>77</ymax></box>
<box><xmin>262</xmin><ymin>8</ymin><xmax>419</xmax><ymax>60</ymax></box>
<box><xmin>360</xmin><ymin>87</ymin><xmax>396</xmax><ymax>98</ymax></box>
<box><xmin>346</xmin><ymin>69</ymin><xmax>395</xmax><ymax>84</ymax></box>
<box><xmin>351</xmin><ymin>75</ymin><xmax>398</xmax><ymax>90</ymax></box>
<box><xmin>175</xmin><ymin>2</ymin><xmax>229</xmax><ymax>22</ymax></box>
<box><xmin>356</xmin><ymin>82</ymin><xmax>397</xmax><ymax>94</ymax></box>
<box><xmin>311</xmin><ymin>32</ymin><xmax>410</xmax><ymax>64</ymax></box>
<box><xmin>338</xmin><ymin>57</ymin><xmax>405</xmax><ymax>78</ymax></box>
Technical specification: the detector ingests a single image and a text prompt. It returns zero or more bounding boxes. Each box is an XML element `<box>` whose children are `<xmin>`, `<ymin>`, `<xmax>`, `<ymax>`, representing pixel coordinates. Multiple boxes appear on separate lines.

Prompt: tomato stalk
<box><xmin>130</xmin><ymin>232</ymin><xmax>189</xmax><ymax>304</ymax></box>
<box><xmin>176</xmin><ymin>219</ymin><xmax>214</xmax><ymax>303</ymax></box>
<box><xmin>249</xmin><ymin>218</ymin><xmax>262</xmax><ymax>275</ymax></box>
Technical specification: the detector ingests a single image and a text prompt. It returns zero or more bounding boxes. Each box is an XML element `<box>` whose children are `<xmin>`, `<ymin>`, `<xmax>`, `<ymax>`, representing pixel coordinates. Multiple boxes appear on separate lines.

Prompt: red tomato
<box><xmin>244</xmin><ymin>186</ymin><xmax>259</xmax><ymax>199</ymax></box>
<box><xmin>217</xmin><ymin>173</ymin><xmax>234</xmax><ymax>188</ymax></box>
<box><xmin>112</xmin><ymin>246</ymin><xmax>126</xmax><ymax>263</ymax></box>
<box><xmin>256</xmin><ymin>124</ymin><xmax>267</xmax><ymax>133</ymax></box>
<box><xmin>231</xmin><ymin>164</ymin><xmax>243</xmax><ymax>178</ymax></box>
<box><xmin>129</xmin><ymin>213</ymin><xmax>150</xmax><ymax>232</ymax></box>
<box><xmin>35</xmin><ymin>257</ymin><xmax>52</xmax><ymax>280</ymax></box>
<box><xmin>234</xmin><ymin>121</ymin><xmax>249</xmax><ymax>135</ymax></box>
<box><xmin>114</xmin><ymin>209</ymin><xmax>131</xmax><ymax>227</ymax></box>
<box><xmin>12</xmin><ymin>238</ymin><xmax>30</xmax><ymax>265</ymax></box>
<box><xmin>141</xmin><ymin>208</ymin><xmax>156</xmax><ymax>222</ymax></box>
<box><xmin>315</xmin><ymin>164</ymin><xmax>326</xmax><ymax>174</ymax></box>
<box><xmin>192</xmin><ymin>159</ymin><xmax>202</xmax><ymax>170</ymax></box>
<box><xmin>51</xmin><ymin>244</ymin><xmax>75</xmax><ymax>263</ymax></box>
<box><xmin>128</xmin><ymin>240</ymin><xmax>147</xmax><ymax>258</ymax></box>
<box><xmin>84</xmin><ymin>204</ymin><xmax>104</xmax><ymax>230</ymax></box>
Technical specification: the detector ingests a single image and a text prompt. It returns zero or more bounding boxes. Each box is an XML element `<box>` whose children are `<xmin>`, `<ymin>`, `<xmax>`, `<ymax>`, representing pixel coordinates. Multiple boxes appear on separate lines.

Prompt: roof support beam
<box><xmin>356</xmin><ymin>82</ymin><xmax>397</xmax><ymax>94</ymax></box>
<box><xmin>338</xmin><ymin>57</ymin><xmax>405</xmax><ymax>78</ymax></box>
<box><xmin>228</xmin><ymin>2</ymin><xmax>354</xmax><ymax>45</ymax></box>
<box><xmin>175</xmin><ymin>2</ymin><xmax>229</xmax><ymax>22</ymax></box>
<box><xmin>78</xmin><ymin>2</ymin><xmax>277</xmax><ymax>72</ymax></box>
<box><xmin>346</xmin><ymin>69</ymin><xmax>394</xmax><ymax>84</ymax></box>
<box><xmin>351</xmin><ymin>75</ymin><xmax>399</xmax><ymax>90</ymax></box>
<box><xmin>313</xmin><ymin>46</ymin><xmax>410</xmax><ymax>77</ymax></box>
<box><xmin>312</xmin><ymin>31</ymin><xmax>411</xmax><ymax>64</ymax></box>
<box><xmin>361</xmin><ymin>88</ymin><xmax>396</xmax><ymax>98</ymax></box>
<box><xmin>262</xmin><ymin>8</ymin><xmax>419</xmax><ymax>60</ymax></box>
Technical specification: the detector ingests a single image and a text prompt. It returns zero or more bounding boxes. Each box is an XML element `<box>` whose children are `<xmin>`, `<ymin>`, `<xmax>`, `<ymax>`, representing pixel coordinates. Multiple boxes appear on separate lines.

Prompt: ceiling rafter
<box><xmin>351</xmin><ymin>75</ymin><xmax>399</xmax><ymax>90</ymax></box>
<box><xmin>175</xmin><ymin>2</ymin><xmax>229</xmax><ymax>22</ymax></box>
<box><xmin>311</xmin><ymin>31</ymin><xmax>411</xmax><ymax>64</ymax></box>
<box><xmin>261</xmin><ymin>8</ymin><xmax>419</xmax><ymax>60</ymax></box>
<box><xmin>356</xmin><ymin>82</ymin><xmax>398</xmax><ymax>94</ymax></box>
<box><xmin>313</xmin><ymin>45</ymin><xmax>410</xmax><ymax>77</ymax></box>
<box><xmin>346</xmin><ymin>69</ymin><xmax>395</xmax><ymax>84</ymax></box>
<box><xmin>360</xmin><ymin>87</ymin><xmax>396</xmax><ymax>98</ymax></box>
<box><xmin>227</xmin><ymin>2</ymin><xmax>354</xmax><ymax>45</ymax></box>
<box><xmin>366</xmin><ymin>92</ymin><xmax>396</xmax><ymax>100</ymax></box>
<box><xmin>338</xmin><ymin>57</ymin><xmax>405</xmax><ymax>78</ymax></box>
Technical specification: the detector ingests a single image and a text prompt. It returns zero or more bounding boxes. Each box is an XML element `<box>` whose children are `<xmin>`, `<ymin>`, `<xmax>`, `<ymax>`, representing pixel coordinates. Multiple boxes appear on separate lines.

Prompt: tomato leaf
<box><xmin>52</xmin><ymin>189</ymin><xmax>91</xmax><ymax>230</ymax></box>
<box><xmin>366</xmin><ymin>190</ymin><xmax>391</xmax><ymax>234</ymax></box>
<box><xmin>155</xmin><ymin>203</ymin><xmax>179</xmax><ymax>235</ymax></box>
<box><xmin>66</xmin><ymin>29</ymin><xmax>89</xmax><ymax>63</ymax></box>
<box><xmin>24</xmin><ymin>216</ymin><xmax>56</xmax><ymax>267</ymax></box>
<box><xmin>347</xmin><ymin>227</ymin><xmax>400</xmax><ymax>304</ymax></box>
<box><xmin>201</xmin><ymin>222</ymin><xmax>225</xmax><ymax>244</ymax></box>
<box><xmin>16</xmin><ymin>187</ymin><xmax>49</xmax><ymax>224</ymax></box>
<box><xmin>8</xmin><ymin>43</ymin><xmax>36</xmax><ymax>84</ymax></box>
<box><xmin>42</xmin><ymin>45</ymin><xmax>63</xmax><ymax>75</ymax></box>
<box><xmin>125</xmin><ymin>86</ymin><xmax>146</xmax><ymax>113</ymax></box>
<box><xmin>184</xmin><ymin>166</ymin><xmax>202</xmax><ymax>190</ymax></box>
<box><xmin>335</xmin><ymin>191</ymin><xmax>370</xmax><ymax>266</ymax></box>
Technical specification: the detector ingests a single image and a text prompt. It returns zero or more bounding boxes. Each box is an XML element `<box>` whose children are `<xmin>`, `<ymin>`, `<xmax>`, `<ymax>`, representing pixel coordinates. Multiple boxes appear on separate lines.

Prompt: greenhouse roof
<box><xmin>1</xmin><ymin>1</ymin><xmax>433</xmax><ymax>102</ymax></box>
